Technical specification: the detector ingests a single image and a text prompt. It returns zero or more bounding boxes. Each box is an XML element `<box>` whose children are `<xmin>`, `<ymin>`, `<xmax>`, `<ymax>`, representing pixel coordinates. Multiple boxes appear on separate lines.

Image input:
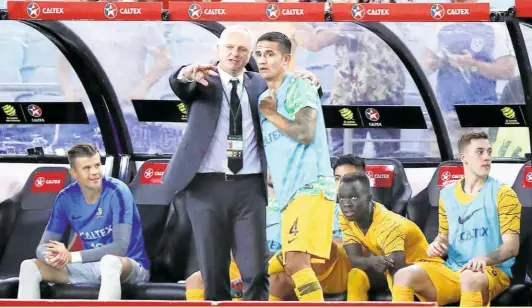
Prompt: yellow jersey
<box><xmin>340</xmin><ymin>202</ymin><xmax>441</xmax><ymax>264</ymax></box>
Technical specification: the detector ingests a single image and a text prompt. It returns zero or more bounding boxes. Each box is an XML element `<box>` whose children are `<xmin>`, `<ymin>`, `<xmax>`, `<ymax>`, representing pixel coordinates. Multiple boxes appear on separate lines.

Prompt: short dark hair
<box><xmin>257</xmin><ymin>32</ymin><xmax>291</xmax><ymax>55</ymax></box>
<box><xmin>340</xmin><ymin>172</ymin><xmax>370</xmax><ymax>191</ymax></box>
<box><xmin>458</xmin><ymin>132</ymin><xmax>489</xmax><ymax>152</ymax></box>
<box><xmin>333</xmin><ymin>155</ymin><xmax>366</xmax><ymax>172</ymax></box>
<box><xmin>67</xmin><ymin>143</ymin><xmax>99</xmax><ymax>168</ymax></box>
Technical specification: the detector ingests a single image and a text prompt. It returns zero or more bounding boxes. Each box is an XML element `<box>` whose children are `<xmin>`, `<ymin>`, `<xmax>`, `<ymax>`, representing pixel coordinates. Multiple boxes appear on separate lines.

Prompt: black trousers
<box><xmin>185</xmin><ymin>173</ymin><xmax>268</xmax><ymax>301</ymax></box>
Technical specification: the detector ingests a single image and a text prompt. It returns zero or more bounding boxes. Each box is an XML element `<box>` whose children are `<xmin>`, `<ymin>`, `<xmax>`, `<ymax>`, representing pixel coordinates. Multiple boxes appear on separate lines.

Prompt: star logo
<box><xmin>430</xmin><ymin>4</ymin><xmax>445</xmax><ymax>20</ymax></box>
<box><xmin>351</xmin><ymin>4</ymin><xmax>365</xmax><ymax>20</ymax></box>
<box><xmin>35</xmin><ymin>177</ymin><xmax>45</xmax><ymax>187</ymax></box>
<box><xmin>188</xmin><ymin>4</ymin><xmax>202</xmax><ymax>19</ymax></box>
<box><xmin>365</xmin><ymin>171</ymin><xmax>373</xmax><ymax>178</ymax></box>
<box><xmin>144</xmin><ymin>168</ymin><xmax>154</xmax><ymax>179</ymax></box>
<box><xmin>27</xmin><ymin>104</ymin><xmax>42</xmax><ymax>118</ymax></box>
<box><xmin>266</xmin><ymin>4</ymin><xmax>280</xmax><ymax>20</ymax></box>
<box><xmin>365</xmin><ymin>108</ymin><xmax>380</xmax><ymax>122</ymax></box>
<box><xmin>441</xmin><ymin>171</ymin><xmax>451</xmax><ymax>182</ymax></box>
<box><xmin>526</xmin><ymin>172</ymin><xmax>532</xmax><ymax>183</ymax></box>
<box><xmin>27</xmin><ymin>2</ymin><xmax>40</xmax><ymax>19</ymax></box>
<box><xmin>104</xmin><ymin>3</ymin><xmax>118</xmax><ymax>19</ymax></box>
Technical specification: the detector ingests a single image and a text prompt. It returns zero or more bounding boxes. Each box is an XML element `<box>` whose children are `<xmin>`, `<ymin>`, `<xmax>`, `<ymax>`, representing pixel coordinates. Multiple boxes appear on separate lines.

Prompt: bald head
<box><xmin>217</xmin><ymin>25</ymin><xmax>253</xmax><ymax>76</ymax></box>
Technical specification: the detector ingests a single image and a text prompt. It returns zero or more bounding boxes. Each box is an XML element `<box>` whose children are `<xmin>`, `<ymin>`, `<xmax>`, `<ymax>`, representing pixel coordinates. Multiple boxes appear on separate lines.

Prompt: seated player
<box><xmin>267</xmin><ymin>154</ymin><xmax>366</xmax><ymax>300</ymax></box>
<box><xmin>17</xmin><ymin>143</ymin><xmax>150</xmax><ymax>300</ymax></box>
<box><xmin>392</xmin><ymin>132</ymin><xmax>521</xmax><ymax>307</ymax></box>
<box><xmin>338</xmin><ymin>173</ymin><xmax>443</xmax><ymax>301</ymax></box>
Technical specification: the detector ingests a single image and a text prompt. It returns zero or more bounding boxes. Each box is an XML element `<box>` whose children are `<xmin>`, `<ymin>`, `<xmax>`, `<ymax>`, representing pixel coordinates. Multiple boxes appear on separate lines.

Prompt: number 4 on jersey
<box><xmin>289</xmin><ymin>218</ymin><xmax>299</xmax><ymax>236</ymax></box>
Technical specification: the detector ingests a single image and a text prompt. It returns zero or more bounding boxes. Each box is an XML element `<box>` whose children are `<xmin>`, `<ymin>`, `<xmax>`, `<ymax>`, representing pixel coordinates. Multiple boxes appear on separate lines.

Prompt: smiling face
<box><xmin>70</xmin><ymin>153</ymin><xmax>103</xmax><ymax>191</ymax></box>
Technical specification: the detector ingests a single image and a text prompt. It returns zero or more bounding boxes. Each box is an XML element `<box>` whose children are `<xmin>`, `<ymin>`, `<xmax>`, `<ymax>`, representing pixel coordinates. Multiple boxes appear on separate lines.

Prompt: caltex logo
<box><xmin>144</xmin><ymin>168</ymin><xmax>154</xmax><ymax>179</ymax></box>
<box><xmin>351</xmin><ymin>4</ymin><xmax>365</xmax><ymax>20</ymax></box>
<box><xmin>430</xmin><ymin>4</ymin><xmax>445</xmax><ymax>20</ymax></box>
<box><xmin>188</xmin><ymin>3</ymin><xmax>202</xmax><ymax>19</ymax></box>
<box><xmin>365</xmin><ymin>108</ymin><xmax>380</xmax><ymax>122</ymax></box>
<box><xmin>27</xmin><ymin>104</ymin><xmax>42</xmax><ymax>118</ymax></box>
<box><xmin>104</xmin><ymin>3</ymin><xmax>118</xmax><ymax>19</ymax></box>
<box><xmin>266</xmin><ymin>4</ymin><xmax>280</xmax><ymax>20</ymax></box>
<box><xmin>27</xmin><ymin>2</ymin><xmax>40</xmax><ymax>19</ymax></box>
<box><xmin>35</xmin><ymin>177</ymin><xmax>45</xmax><ymax>187</ymax></box>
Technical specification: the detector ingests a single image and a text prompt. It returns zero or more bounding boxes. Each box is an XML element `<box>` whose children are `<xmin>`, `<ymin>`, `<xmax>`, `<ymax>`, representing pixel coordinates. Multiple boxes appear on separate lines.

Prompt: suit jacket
<box><xmin>162</xmin><ymin>66</ymin><xmax>269</xmax><ymax>199</ymax></box>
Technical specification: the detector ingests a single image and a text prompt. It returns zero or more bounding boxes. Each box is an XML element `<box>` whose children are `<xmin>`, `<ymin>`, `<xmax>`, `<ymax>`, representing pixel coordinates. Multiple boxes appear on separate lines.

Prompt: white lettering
<box><xmin>43</xmin><ymin>8</ymin><xmax>64</xmax><ymax>14</ymax></box>
<box><xmin>45</xmin><ymin>180</ymin><xmax>61</xmax><ymax>184</ymax></box>
<box><xmin>281</xmin><ymin>9</ymin><xmax>304</xmax><ymax>15</ymax></box>
<box><xmin>446</xmin><ymin>8</ymin><xmax>469</xmax><ymax>15</ymax></box>
<box><xmin>368</xmin><ymin>122</ymin><xmax>382</xmax><ymax>127</ymax></box>
<box><xmin>452</xmin><ymin>174</ymin><xmax>464</xmax><ymax>179</ymax></box>
<box><xmin>154</xmin><ymin>171</ymin><xmax>164</xmax><ymax>176</ymax></box>
<box><xmin>119</xmin><ymin>8</ymin><xmax>142</xmax><ymax>15</ymax></box>
<box><xmin>204</xmin><ymin>8</ymin><xmax>226</xmax><ymax>15</ymax></box>
<box><xmin>374</xmin><ymin>174</ymin><xmax>390</xmax><ymax>179</ymax></box>
<box><xmin>79</xmin><ymin>225</ymin><xmax>113</xmax><ymax>241</ymax></box>
<box><xmin>31</xmin><ymin>118</ymin><xmax>45</xmax><ymax>123</ymax></box>
<box><xmin>367</xmin><ymin>8</ymin><xmax>390</xmax><ymax>15</ymax></box>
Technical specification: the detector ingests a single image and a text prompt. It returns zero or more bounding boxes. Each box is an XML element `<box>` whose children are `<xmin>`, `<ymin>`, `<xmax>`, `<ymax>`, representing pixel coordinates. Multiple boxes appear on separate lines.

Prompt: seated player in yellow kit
<box><xmin>392</xmin><ymin>132</ymin><xmax>521</xmax><ymax>307</ymax></box>
<box><xmin>337</xmin><ymin>173</ymin><xmax>443</xmax><ymax>301</ymax></box>
<box><xmin>267</xmin><ymin>154</ymin><xmax>366</xmax><ymax>300</ymax></box>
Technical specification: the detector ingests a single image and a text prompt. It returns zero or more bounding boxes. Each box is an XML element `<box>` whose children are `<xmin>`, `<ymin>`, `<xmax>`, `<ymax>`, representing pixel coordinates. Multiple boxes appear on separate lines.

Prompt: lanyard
<box><xmin>222</xmin><ymin>80</ymin><xmax>245</xmax><ymax>135</ymax></box>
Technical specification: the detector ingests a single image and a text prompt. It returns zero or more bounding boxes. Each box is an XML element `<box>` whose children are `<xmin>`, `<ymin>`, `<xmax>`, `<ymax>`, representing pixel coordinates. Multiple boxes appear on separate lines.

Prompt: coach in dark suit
<box><xmin>163</xmin><ymin>25</ymin><xmax>267</xmax><ymax>301</ymax></box>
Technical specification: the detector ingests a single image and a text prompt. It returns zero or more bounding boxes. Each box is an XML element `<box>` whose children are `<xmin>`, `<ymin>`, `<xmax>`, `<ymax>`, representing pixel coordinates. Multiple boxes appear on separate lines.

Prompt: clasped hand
<box><xmin>369</xmin><ymin>255</ymin><xmax>395</xmax><ymax>273</ymax></box>
<box><xmin>42</xmin><ymin>240</ymin><xmax>71</xmax><ymax>269</ymax></box>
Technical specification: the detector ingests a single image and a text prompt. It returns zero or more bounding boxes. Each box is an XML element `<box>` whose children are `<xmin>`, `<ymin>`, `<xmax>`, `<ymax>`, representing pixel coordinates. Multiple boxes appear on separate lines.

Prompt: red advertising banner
<box><xmin>437</xmin><ymin>165</ymin><xmax>464</xmax><ymax>188</ymax></box>
<box><xmin>168</xmin><ymin>2</ymin><xmax>323</xmax><ymax>22</ymax></box>
<box><xmin>366</xmin><ymin>165</ymin><xmax>394</xmax><ymax>188</ymax></box>
<box><xmin>139</xmin><ymin>162</ymin><xmax>168</xmax><ymax>185</ymax></box>
<box><xmin>7</xmin><ymin>1</ymin><xmax>162</xmax><ymax>21</ymax></box>
<box><xmin>516</xmin><ymin>0</ymin><xmax>532</xmax><ymax>17</ymax></box>
<box><xmin>521</xmin><ymin>165</ymin><xmax>532</xmax><ymax>188</ymax></box>
<box><xmin>331</xmin><ymin>3</ymin><xmax>490</xmax><ymax>22</ymax></box>
<box><xmin>30</xmin><ymin>171</ymin><xmax>67</xmax><ymax>193</ymax></box>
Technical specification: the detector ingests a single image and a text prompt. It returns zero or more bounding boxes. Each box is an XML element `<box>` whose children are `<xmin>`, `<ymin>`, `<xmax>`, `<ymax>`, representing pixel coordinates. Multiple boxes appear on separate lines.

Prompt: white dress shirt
<box><xmin>177</xmin><ymin>67</ymin><xmax>262</xmax><ymax>175</ymax></box>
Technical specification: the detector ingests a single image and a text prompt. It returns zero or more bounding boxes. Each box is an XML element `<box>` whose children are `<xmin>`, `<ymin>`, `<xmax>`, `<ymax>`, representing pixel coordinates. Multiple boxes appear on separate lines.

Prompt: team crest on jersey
<box><xmin>96</xmin><ymin>207</ymin><xmax>103</xmax><ymax>219</ymax></box>
<box><xmin>470</xmin><ymin>38</ymin><xmax>484</xmax><ymax>53</ymax></box>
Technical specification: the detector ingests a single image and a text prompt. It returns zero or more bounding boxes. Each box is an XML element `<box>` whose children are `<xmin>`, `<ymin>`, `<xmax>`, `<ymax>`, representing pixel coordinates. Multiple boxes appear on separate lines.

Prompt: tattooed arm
<box><xmin>483</xmin><ymin>234</ymin><xmax>520</xmax><ymax>266</ymax></box>
<box><xmin>263</xmin><ymin>107</ymin><xmax>317</xmax><ymax>145</ymax></box>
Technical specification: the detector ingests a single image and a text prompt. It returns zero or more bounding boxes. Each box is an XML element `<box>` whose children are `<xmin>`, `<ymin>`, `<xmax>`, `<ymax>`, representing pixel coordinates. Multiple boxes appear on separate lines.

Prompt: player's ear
<box><xmin>68</xmin><ymin>167</ymin><xmax>77</xmax><ymax>180</ymax></box>
<box><xmin>284</xmin><ymin>54</ymin><xmax>292</xmax><ymax>66</ymax></box>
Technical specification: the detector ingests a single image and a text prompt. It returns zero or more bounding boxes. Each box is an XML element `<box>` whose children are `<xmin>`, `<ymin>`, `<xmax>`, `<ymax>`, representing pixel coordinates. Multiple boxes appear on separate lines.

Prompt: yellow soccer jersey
<box><xmin>438</xmin><ymin>180</ymin><xmax>521</xmax><ymax>236</ymax></box>
<box><xmin>339</xmin><ymin>202</ymin><xmax>441</xmax><ymax>264</ymax></box>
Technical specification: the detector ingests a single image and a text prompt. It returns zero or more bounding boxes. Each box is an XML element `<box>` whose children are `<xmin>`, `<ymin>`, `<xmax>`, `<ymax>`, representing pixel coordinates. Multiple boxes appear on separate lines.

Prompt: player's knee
<box><xmin>186</xmin><ymin>271</ymin><xmax>204</xmax><ymax>289</ymax></box>
<box><xmin>460</xmin><ymin>270</ymin><xmax>488</xmax><ymax>291</ymax></box>
<box><xmin>100</xmin><ymin>255</ymin><xmax>122</xmax><ymax>274</ymax></box>
<box><xmin>20</xmin><ymin>259</ymin><xmax>40</xmax><ymax>275</ymax></box>
<box><xmin>284</xmin><ymin>252</ymin><xmax>310</xmax><ymax>276</ymax></box>
<box><xmin>393</xmin><ymin>266</ymin><xmax>421</xmax><ymax>287</ymax></box>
